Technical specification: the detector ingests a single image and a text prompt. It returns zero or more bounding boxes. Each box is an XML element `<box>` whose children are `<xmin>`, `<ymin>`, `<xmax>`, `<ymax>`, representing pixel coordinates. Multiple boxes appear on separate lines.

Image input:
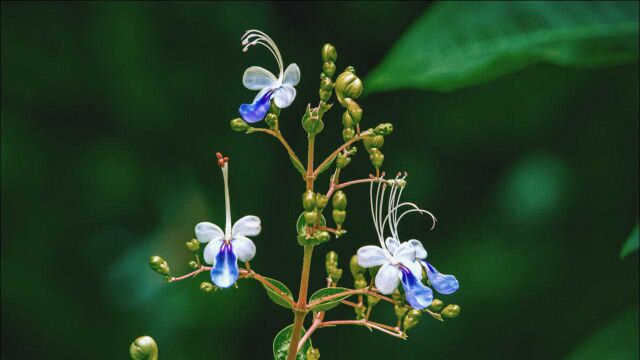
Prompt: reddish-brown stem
<box><xmin>297</xmin><ymin>311</ymin><xmax>324</xmax><ymax>352</ymax></box>
<box><xmin>168</xmin><ymin>266</ymin><xmax>211</xmax><ymax>282</ymax></box>
<box><xmin>341</xmin><ymin>299</ymin><xmax>358</xmax><ymax>307</ymax></box>
<box><xmin>319</xmin><ymin>319</ymin><xmax>406</xmax><ymax>339</ymax></box>
<box><xmin>307</xmin><ymin>288</ymin><xmax>396</xmax><ymax>308</ymax></box>
<box><xmin>251</xmin><ymin>128</ymin><xmax>303</xmax><ymax>170</ymax></box>
<box><xmin>313</xmin><ymin>130</ymin><xmax>372</xmax><ymax>176</ymax></box>
<box><xmin>246</xmin><ymin>271</ymin><xmax>297</xmax><ymax>308</ymax></box>
<box><xmin>286</xmin><ymin>245</ymin><xmax>314</xmax><ymax>360</ymax></box>
<box><xmin>325</xmin><ymin>174</ymin><xmax>386</xmax><ymax>199</ymax></box>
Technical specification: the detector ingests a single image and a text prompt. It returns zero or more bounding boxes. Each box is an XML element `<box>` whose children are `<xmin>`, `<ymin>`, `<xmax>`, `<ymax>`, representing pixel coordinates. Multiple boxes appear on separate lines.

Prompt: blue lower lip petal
<box><xmin>239</xmin><ymin>90</ymin><xmax>273</xmax><ymax>123</ymax></box>
<box><xmin>210</xmin><ymin>243</ymin><xmax>239</xmax><ymax>288</ymax></box>
<box><xmin>400</xmin><ymin>266</ymin><xmax>433</xmax><ymax>310</ymax></box>
<box><xmin>424</xmin><ymin>261</ymin><xmax>459</xmax><ymax>295</ymax></box>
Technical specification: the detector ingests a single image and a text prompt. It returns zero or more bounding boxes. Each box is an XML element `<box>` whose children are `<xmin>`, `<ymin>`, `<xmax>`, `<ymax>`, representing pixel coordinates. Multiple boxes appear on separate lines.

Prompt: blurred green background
<box><xmin>2</xmin><ymin>1</ymin><xmax>638</xmax><ymax>359</ymax></box>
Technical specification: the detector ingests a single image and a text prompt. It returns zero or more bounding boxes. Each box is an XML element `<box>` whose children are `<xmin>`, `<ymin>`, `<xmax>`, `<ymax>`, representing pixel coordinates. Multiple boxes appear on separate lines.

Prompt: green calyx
<box><xmin>302</xmin><ymin>190</ymin><xmax>316</xmax><ymax>211</ymax></box>
<box><xmin>302</xmin><ymin>105</ymin><xmax>324</xmax><ymax>136</ymax></box>
<box><xmin>185</xmin><ymin>239</ymin><xmax>200</xmax><ymax>252</ymax></box>
<box><xmin>441</xmin><ymin>304</ymin><xmax>461</xmax><ymax>319</ymax></box>
<box><xmin>374</xmin><ymin>123</ymin><xmax>394</xmax><ymax>135</ymax></box>
<box><xmin>230</xmin><ymin>118</ymin><xmax>250</xmax><ymax>132</ymax></box>
<box><xmin>149</xmin><ymin>256</ymin><xmax>170</xmax><ymax>277</ymax></box>
<box><xmin>403</xmin><ymin>309</ymin><xmax>423</xmax><ymax>331</ymax></box>
<box><xmin>428</xmin><ymin>298</ymin><xmax>444</xmax><ymax>312</ymax></box>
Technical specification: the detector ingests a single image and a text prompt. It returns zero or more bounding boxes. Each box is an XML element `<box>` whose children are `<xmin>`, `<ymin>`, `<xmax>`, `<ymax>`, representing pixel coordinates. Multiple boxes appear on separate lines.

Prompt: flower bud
<box><xmin>307</xmin><ymin>346</ymin><xmax>321</xmax><ymax>360</ymax></box>
<box><xmin>265</xmin><ymin>113</ymin><xmax>278</xmax><ymax>129</ymax></box>
<box><xmin>355</xmin><ymin>304</ymin><xmax>367</xmax><ymax>319</ymax></box>
<box><xmin>344</xmin><ymin>98</ymin><xmax>362</xmax><ymax>123</ymax></box>
<box><xmin>185</xmin><ymin>239</ymin><xmax>200</xmax><ymax>252</ymax></box>
<box><xmin>319</xmin><ymin>89</ymin><xmax>331</xmax><ymax>102</ymax></box>
<box><xmin>322</xmin><ymin>43</ymin><xmax>337</xmax><ymax>63</ymax></box>
<box><xmin>336</xmin><ymin>153</ymin><xmax>351</xmax><ymax>169</ymax></box>
<box><xmin>374</xmin><ymin>123</ymin><xmax>394</xmax><ymax>135</ymax></box>
<box><xmin>199</xmin><ymin>281</ymin><xmax>215</xmax><ymax>293</ymax></box>
<box><xmin>363</xmin><ymin>135</ymin><xmax>384</xmax><ymax>153</ymax></box>
<box><xmin>302</xmin><ymin>190</ymin><xmax>316</xmax><ymax>211</ymax></box>
<box><xmin>320</xmin><ymin>76</ymin><xmax>333</xmax><ymax>91</ymax></box>
<box><xmin>230</xmin><ymin>118</ymin><xmax>250</xmax><ymax>132</ymax></box>
<box><xmin>335</xmin><ymin>67</ymin><xmax>363</xmax><ymax>107</ymax></box>
<box><xmin>367</xmin><ymin>294</ymin><xmax>381</xmax><ymax>306</ymax></box>
<box><xmin>349</xmin><ymin>255</ymin><xmax>365</xmax><ymax>277</ymax></box>
<box><xmin>304</xmin><ymin>210</ymin><xmax>318</xmax><ymax>226</ymax></box>
<box><xmin>332</xmin><ymin>191</ymin><xmax>347</xmax><ymax>210</ymax></box>
<box><xmin>188</xmin><ymin>261</ymin><xmax>198</xmax><ymax>269</ymax></box>
<box><xmin>129</xmin><ymin>336</ymin><xmax>158</xmax><ymax>360</ymax></box>
<box><xmin>342</xmin><ymin>127</ymin><xmax>355</xmax><ymax>142</ymax></box>
<box><xmin>325</xmin><ymin>251</ymin><xmax>338</xmax><ymax>274</ymax></box>
<box><xmin>428</xmin><ymin>298</ymin><xmax>444</xmax><ymax>312</ymax></box>
<box><xmin>332</xmin><ymin>210</ymin><xmax>346</xmax><ymax>226</ymax></box>
<box><xmin>323</xmin><ymin>62</ymin><xmax>336</xmax><ymax>78</ymax></box>
<box><xmin>342</xmin><ymin>111</ymin><xmax>354</xmax><ymax>129</ymax></box>
<box><xmin>354</xmin><ymin>274</ymin><xmax>368</xmax><ymax>289</ymax></box>
<box><xmin>316</xmin><ymin>231</ymin><xmax>331</xmax><ymax>244</ymax></box>
<box><xmin>441</xmin><ymin>304</ymin><xmax>461</xmax><ymax>319</ymax></box>
<box><xmin>403</xmin><ymin>309</ymin><xmax>423</xmax><ymax>331</ymax></box>
<box><xmin>302</xmin><ymin>106</ymin><xmax>324</xmax><ymax>135</ymax></box>
<box><xmin>329</xmin><ymin>267</ymin><xmax>343</xmax><ymax>284</ymax></box>
<box><xmin>394</xmin><ymin>304</ymin><xmax>409</xmax><ymax>320</ymax></box>
<box><xmin>369</xmin><ymin>148</ymin><xmax>384</xmax><ymax>169</ymax></box>
<box><xmin>149</xmin><ymin>256</ymin><xmax>170</xmax><ymax>277</ymax></box>
<box><xmin>392</xmin><ymin>289</ymin><xmax>403</xmax><ymax>302</ymax></box>
<box><xmin>315</xmin><ymin>194</ymin><xmax>328</xmax><ymax>210</ymax></box>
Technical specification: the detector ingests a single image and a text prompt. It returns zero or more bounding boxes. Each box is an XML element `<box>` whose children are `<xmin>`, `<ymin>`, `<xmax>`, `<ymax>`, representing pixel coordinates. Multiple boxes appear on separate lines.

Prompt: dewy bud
<box><xmin>374</xmin><ymin>123</ymin><xmax>394</xmax><ymax>135</ymax></box>
<box><xmin>336</xmin><ymin>153</ymin><xmax>351</xmax><ymax>169</ymax></box>
<box><xmin>315</xmin><ymin>194</ymin><xmax>328</xmax><ymax>210</ymax></box>
<box><xmin>200</xmin><ymin>282</ymin><xmax>215</xmax><ymax>293</ymax></box>
<box><xmin>321</xmin><ymin>43</ymin><xmax>337</xmax><ymax>63</ymax></box>
<box><xmin>302</xmin><ymin>190</ymin><xmax>316</xmax><ymax>211</ymax></box>
<box><xmin>441</xmin><ymin>304</ymin><xmax>461</xmax><ymax>319</ymax></box>
<box><xmin>185</xmin><ymin>239</ymin><xmax>200</xmax><ymax>252</ymax></box>
<box><xmin>230</xmin><ymin>118</ymin><xmax>250</xmax><ymax>132</ymax></box>
<box><xmin>402</xmin><ymin>309</ymin><xmax>423</xmax><ymax>331</ymax></box>
<box><xmin>335</xmin><ymin>67</ymin><xmax>363</xmax><ymax>107</ymax></box>
<box><xmin>307</xmin><ymin>346</ymin><xmax>321</xmax><ymax>360</ymax></box>
<box><xmin>188</xmin><ymin>261</ymin><xmax>198</xmax><ymax>269</ymax></box>
<box><xmin>332</xmin><ymin>209</ymin><xmax>346</xmax><ymax>226</ymax></box>
<box><xmin>354</xmin><ymin>274</ymin><xmax>368</xmax><ymax>289</ymax></box>
<box><xmin>332</xmin><ymin>191</ymin><xmax>347</xmax><ymax>210</ymax></box>
<box><xmin>304</xmin><ymin>210</ymin><xmax>318</xmax><ymax>226</ymax></box>
<box><xmin>325</xmin><ymin>251</ymin><xmax>338</xmax><ymax>274</ymax></box>
<box><xmin>149</xmin><ymin>256</ymin><xmax>170</xmax><ymax>276</ymax></box>
<box><xmin>349</xmin><ymin>255</ymin><xmax>365</xmax><ymax>277</ymax></box>
<box><xmin>129</xmin><ymin>336</ymin><xmax>158</xmax><ymax>360</ymax></box>
<box><xmin>428</xmin><ymin>298</ymin><xmax>444</xmax><ymax>312</ymax></box>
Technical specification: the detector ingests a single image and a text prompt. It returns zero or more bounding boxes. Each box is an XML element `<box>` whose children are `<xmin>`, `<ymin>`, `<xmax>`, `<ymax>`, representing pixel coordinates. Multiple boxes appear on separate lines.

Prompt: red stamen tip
<box><xmin>216</xmin><ymin>152</ymin><xmax>229</xmax><ymax>167</ymax></box>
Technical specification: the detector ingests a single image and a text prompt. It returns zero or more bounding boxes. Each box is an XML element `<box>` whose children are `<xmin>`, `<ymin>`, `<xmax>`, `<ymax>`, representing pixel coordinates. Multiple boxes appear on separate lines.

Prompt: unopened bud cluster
<box><xmin>149</xmin><ymin>256</ymin><xmax>170</xmax><ymax>279</ymax></box>
<box><xmin>325</xmin><ymin>251</ymin><xmax>343</xmax><ymax>284</ymax></box>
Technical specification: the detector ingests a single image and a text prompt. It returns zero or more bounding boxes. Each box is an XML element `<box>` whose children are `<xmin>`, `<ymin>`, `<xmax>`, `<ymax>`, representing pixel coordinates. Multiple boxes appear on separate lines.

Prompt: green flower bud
<box><xmin>394</xmin><ymin>304</ymin><xmax>409</xmax><ymax>320</ymax></box>
<box><xmin>230</xmin><ymin>118</ymin><xmax>250</xmax><ymax>132</ymax></box>
<box><xmin>368</xmin><ymin>265</ymin><xmax>380</xmax><ymax>278</ymax></box>
<box><xmin>363</xmin><ymin>135</ymin><xmax>384</xmax><ymax>153</ymax></box>
<box><xmin>315</xmin><ymin>194</ymin><xmax>328</xmax><ymax>210</ymax></box>
<box><xmin>302</xmin><ymin>106</ymin><xmax>324</xmax><ymax>135</ymax></box>
<box><xmin>149</xmin><ymin>256</ymin><xmax>170</xmax><ymax>276</ymax></box>
<box><xmin>344</xmin><ymin>98</ymin><xmax>362</xmax><ymax>123</ymax></box>
<box><xmin>428</xmin><ymin>298</ymin><xmax>444</xmax><ymax>312</ymax></box>
<box><xmin>188</xmin><ymin>261</ymin><xmax>198</xmax><ymax>269</ymax></box>
<box><xmin>265</xmin><ymin>113</ymin><xmax>278</xmax><ymax>130</ymax></box>
<box><xmin>307</xmin><ymin>346</ymin><xmax>321</xmax><ymax>360</ymax></box>
<box><xmin>374</xmin><ymin>123</ymin><xmax>394</xmax><ymax>135</ymax></box>
<box><xmin>336</xmin><ymin>153</ymin><xmax>351</xmax><ymax>169</ymax></box>
<box><xmin>354</xmin><ymin>274</ymin><xmax>368</xmax><ymax>290</ymax></box>
<box><xmin>316</xmin><ymin>231</ymin><xmax>331</xmax><ymax>243</ymax></box>
<box><xmin>355</xmin><ymin>304</ymin><xmax>367</xmax><ymax>320</ymax></box>
<box><xmin>199</xmin><ymin>282</ymin><xmax>215</xmax><ymax>293</ymax></box>
<box><xmin>329</xmin><ymin>267</ymin><xmax>343</xmax><ymax>284</ymax></box>
<box><xmin>321</xmin><ymin>43</ymin><xmax>337</xmax><ymax>63</ymax></box>
<box><xmin>304</xmin><ymin>210</ymin><xmax>318</xmax><ymax>226</ymax></box>
<box><xmin>349</xmin><ymin>255</ymin><xmax>365</xmax><ymax>277</ymax></box>
<box><xmin>369</xmin><ymin>148</ymin><xmax>384</xmax><ymax>169</ymax></box>
<box><xmin>185</xmin><ymin>239</ymin><xmax>200</xmax><ymax>252</ymax></box>
<box><xmin>302</xmin><ymin>190</ymin><xmax>316</xmax><ymax>211</ymax></box>
<box><xmin>332</xmin><ymin>191</ymin><xmax>347</xmax><ymax>210</ymax></box>
<box><xmin>129</xmin><ymin>336</ymin><xmax>158</xmax><ymax>360</ymax></box>
<box><xmin>320</xmin><ymin>76</ymin><xmax>333</xmax><ymax>91</ymax></box>
<box><xmin>342</xmin><ymin>127</ymin><xmax>355</xmax><ymax>142</ymax></box>
<box><xmin>335</xmin><ymin>67</ymin><xmax>363</xmax><ymax>107</ymax></box>
<box><xmin>319</xmin><ymin>101</ymin><xmax>332</xmax><ymax>114</ymax></box>
<box><xmin>392</xmin><ymin>289</ymin><xmax>403</xmax><ymax>303</ymax></box>
<box><xmin>325</xmin><ymin>251</ymin><xmax>338</xmax><ymax>274</ymax></box>
<box><xmin>323</xmin><ymin>62</ymin><xmax>336</xmax><ymax>78</ymax></box>
<box><xmin>319</xmin><ymin>89</ymin><xmax>332</xmax><ymax>102</ymax></box>
<box><xmin>332</xmin><ymin>209</ymin><xmax>346</xmax><ymax>226</ymax></box>
<box><xmin>367</xmin><ymin>294</ymin><xmax>381</xmax><ymax>306</ymax></box>
<box><xmin>403</xmin><ymin>309</ymin><xmax>423</xmax><ymax>331</ymax></box>
<box><xmin>268</xmin><ymin>102</ymin><xmax>281</xmax><ymax>115</ymax></box>
<box><xmin>342</xmin><ymin>111</ymin><xmax>354</xmax><ymax>129</ymax></box>
<box><xmin>441</xmin><ymin>304</ymin><xmax>461</xmax><ymax>319</ymax></box>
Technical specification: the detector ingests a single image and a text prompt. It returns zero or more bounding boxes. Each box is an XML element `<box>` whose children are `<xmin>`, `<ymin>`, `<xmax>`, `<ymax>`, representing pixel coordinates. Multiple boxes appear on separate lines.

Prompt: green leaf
<box><xmin>620</xmin><ymin>223</ymin><xmax>639</xmax><ymax>259</ymax></box>
<box><xmin>564</xmin><ymin>308</ymin><xmax>639</xmax><ymax>360</ymax></box>
<box><xmin>289</xmin><ymin>154</ymin><xmax>306</xmax><ymax>178</ymax></box>
<box><xmin>261</xmin><ymin>277</ymin><xmax>294</xmax><ymax>309</ymax></box>
<box><xmin>366</xmin><ymin>1</ymin><xmax>639</xmax><ymax>93</ymax></box>
<box><xmin>273</xmin><ymin>324</ymin><xmax>311</xmax><ymax>360</ymax></box>
<box><xmin>308</xmin><ymin>287</ymin><xmax>351</xmax><ymax>312</ymax></box>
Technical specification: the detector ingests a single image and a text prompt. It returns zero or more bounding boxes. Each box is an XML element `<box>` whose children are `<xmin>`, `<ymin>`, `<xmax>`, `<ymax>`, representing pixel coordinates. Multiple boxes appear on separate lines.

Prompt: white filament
<box><xmin>221</xmin><ymin>163</ymin><xmax>232</xmax><ymax>239</ymax></box>
<box><xmin>241</xmin><ymin>30</ymin><xmax>284</xmax><ymax>80</ymax></box>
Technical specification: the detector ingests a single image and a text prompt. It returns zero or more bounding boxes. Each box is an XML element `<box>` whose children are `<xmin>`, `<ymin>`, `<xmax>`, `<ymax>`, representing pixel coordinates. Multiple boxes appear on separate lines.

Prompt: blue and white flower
<box><xmin>239</xmin><ymin>30</ymin><xmax>300</xmax><ymax>123</ymax></box>
<box><xmin>195</xmin><ymin>154</ymin><xmax>261</xmax><ymax>288</ymax></box>
<box><xmin>356</xmin><ymin>174</ymin><xmax>458</xmax><ymax>310</ymax></box>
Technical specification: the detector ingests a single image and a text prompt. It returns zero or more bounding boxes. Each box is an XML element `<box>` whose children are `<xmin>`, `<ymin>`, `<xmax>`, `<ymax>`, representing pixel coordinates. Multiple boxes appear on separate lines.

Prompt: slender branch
<box><xmin>286</xmin><ymin>245</ymin><xmax>314</xmax><ymax>360</ymax></box>
<box><xmin>326</xmin><ymin>173</ymin><xmax>386</xmax><ymax>199</ymax></box>
<box><xmin>168</xmin><ymin>266</ymin><xmax>211</xmax><ymax>282</ymax></box>
<box><xmin>306</xmin><ymin>136</ymin><xmax>315</xmax><ymax>189</ymax></box>
<box><xmin>245</xmin><ymin>271</ymin><xmax>297</xmax><ymax>308</ymax></box>
<box><xmin>316</xmin><ymin>225</ymin><xmax>343</xmax><ymax>235</ymax></box>
<box><xmin>320</xmin><ymin>319</ymin><xmax>406</xmax><ymax>340</ymax></box>
<box><xmin>307</xmin><ymin>288</ymin><xmax>396</xmax><ymax>308</ymax></box>
<box><xmin>297</xmin><ymin>311</ymin><xmax>324</xmax><ymax>352</ymax></box>
<box><xmin>341</xmin><ymin>299</ymin><xmax>358</xmax><ymax>308</ymax></box>
<box><xmin>313</xmin><ymin>130</ymin><xmax>372</xmax><ymax>176</ymax></box>
<box><xmin>251</xmin><ymin>128</ymin><xmax>303</xmax><ymax>170</ymax></box>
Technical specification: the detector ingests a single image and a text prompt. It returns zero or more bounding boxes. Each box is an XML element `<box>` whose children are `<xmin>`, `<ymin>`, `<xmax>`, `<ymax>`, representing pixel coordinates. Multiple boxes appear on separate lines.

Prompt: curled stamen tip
<box><xmin>216</xmin><ymin>152</ymin><xmax>230</xmax><ymax>167</ymax></box>
<box><xmin>242</xmin><ymin>39</ymin><xmax>249</xmax><ymax>45</ymax></box>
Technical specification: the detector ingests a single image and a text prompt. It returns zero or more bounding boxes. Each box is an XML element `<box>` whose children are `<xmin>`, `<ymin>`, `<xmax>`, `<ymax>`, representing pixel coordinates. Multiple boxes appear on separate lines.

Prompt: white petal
<box><xmin>272</xmin><ymin>85</ymin><xmax>296</xmax><ymax>108</ymax></box>
<box><xmin>375</xmin><ymin>263</ymin><xmax>400</xmax><ymax>294</ymax></box>
<box><xmin>408</xmin><ymin>239</ymin><xmax>428</xmax><ymax>259</ymax></box>
<box><xmin>393</xmin><ymin>242</ymin><xmax>416</xmax><ymax>263</ymax></box>
<box><xmin>283</xmin><ymin>63</ymin><xmax>300</xmax><ymax>86</ymax></box>
<box><xmin>385</xmin><ymin>237</ymin><xmax>400</xmax><ymax>254</ymax></box>
<box><xmin>357</xmin><ymin>245</ymin><xmax>388</xmax><ymax>268</ymax></box>
<box><xmin>232</xmin><ymin>215</ymin><xmax>261</xmax><ymax>237</ymax></box>
<box><xmin>243</xmin><ymin>66</ymin><xmax>277</xmax><ymax>90</ymax></box>
<box><xmin>203</xmin><ymin>239</ymin><xmax>223</xmax><ymax>265</ymax></box>
<box><xmin>195</xmin><ymin>222</ymin><xmax>224</xmax><ymax>243</ymax></box>
<box><xmin>401</xmin><ymin>260</ymin><xmax>424</xmax><ymax>280</ymax></box>
<box><xmin>231</xmin><ymin>236</ymin><xmax>256</xmax><ymax>262</ymax></box>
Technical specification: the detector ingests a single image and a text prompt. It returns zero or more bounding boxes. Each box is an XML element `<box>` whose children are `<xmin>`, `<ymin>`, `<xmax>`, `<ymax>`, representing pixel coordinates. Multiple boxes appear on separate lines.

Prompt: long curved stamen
<box><xmin>241</xmin><ymin>30</ymin><xmax>284</xmax><ymax>80</ymax></box>
<box><xmin>216</xmin><ymin>153</ymin><xmax>232</xmax><ymax>239</ymax></box>
<box><xmin>378</xmin><ymin>181</ymin><xmax>388</xmax><ymax>248</ymax></box>
<box><xmin>396</xmin><ymin>206</ymin><xmax>437</xmax><ymax>230</ymax></box>
<box><xmin>370</xmin><ymin>175</ymin><xmax>386</xmax><ymax>248</ymax></box>
<box><xmin>391</xmin><ymin>173</ymin><xmax>408</xmax><ymax>237</ymax></box>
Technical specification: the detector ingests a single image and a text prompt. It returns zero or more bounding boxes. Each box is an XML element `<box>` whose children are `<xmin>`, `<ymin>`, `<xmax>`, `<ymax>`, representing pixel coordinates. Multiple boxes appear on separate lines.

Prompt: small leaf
<box><xmin>316</xmin><ymin>155</ymin><xmax>337</xmax><ymax>176</ymax></box>
<box><xmin>273</xmin><ymin>324</ymin><xmax>311</xmax><ymax>360</ymax></box>
<box><xmin>620</xmin><ymin>223</ymin><xmax>639</xmax><ymax>259</ymax></box>
<box><xmin>308</xmin><ymin>287</ymin><xmax>351</xmax><ymax>312</ymax></box>
<box><xmin>262</xmin><ymin>277</ymin><xmax>294</xmax><ymax>309</ymax></box>
<box><xmin>289</xmin><ymin>154</ymin><xmax>306</xmax><ymax>178</ymax></box>
<box><xmin>366</xmin><ymin>1</ymin><xmax>639</xmax><ymax>93</ymax></box>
